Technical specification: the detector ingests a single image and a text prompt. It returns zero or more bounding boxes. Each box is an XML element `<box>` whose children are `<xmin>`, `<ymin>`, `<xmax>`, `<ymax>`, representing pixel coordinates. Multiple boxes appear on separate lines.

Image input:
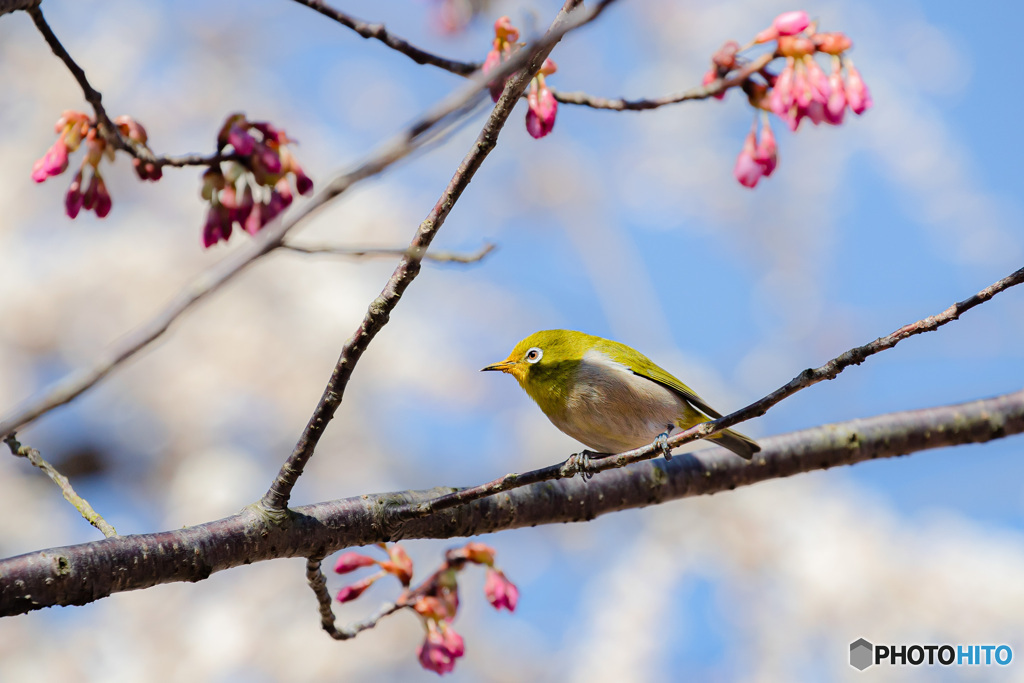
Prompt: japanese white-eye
<box><xmin>483</xmin><ymin>330</ymin><xmax>759</xmax><ymax>460</ymax></box>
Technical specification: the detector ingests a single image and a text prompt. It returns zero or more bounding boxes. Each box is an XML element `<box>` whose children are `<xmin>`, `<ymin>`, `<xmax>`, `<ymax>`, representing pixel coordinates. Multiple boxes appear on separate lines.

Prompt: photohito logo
<box><xmin>849</xmin><ymin>639</ymin><xmax>1013</xmax><ymax>671</ymax></box>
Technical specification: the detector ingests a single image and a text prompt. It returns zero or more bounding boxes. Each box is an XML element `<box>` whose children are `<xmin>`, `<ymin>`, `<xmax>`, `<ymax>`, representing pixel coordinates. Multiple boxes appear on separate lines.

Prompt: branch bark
<box><xmin>2</xmin><ymin>389</ymin><xmax>1021</xmax><ymax>617</ymax></box>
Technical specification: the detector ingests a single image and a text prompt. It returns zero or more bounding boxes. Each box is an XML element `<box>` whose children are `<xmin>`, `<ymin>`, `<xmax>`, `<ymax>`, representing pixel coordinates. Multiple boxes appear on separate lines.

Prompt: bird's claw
<box><xmin>566</xmin><ymin>450</ymin><xmax>595</xmax><ymax>481</ymax></box>
<box><xmin>656</xmin><ymin>432</ymin><xmax>673</xmax><ymax>461</ymax></box>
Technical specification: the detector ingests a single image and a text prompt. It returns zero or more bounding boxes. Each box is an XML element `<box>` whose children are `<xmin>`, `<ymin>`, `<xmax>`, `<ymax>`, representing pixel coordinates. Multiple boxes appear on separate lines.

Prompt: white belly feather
<box><xmin>547</xmin><ymin>349</ymin><xmax>702</xmax><ymax>453</ymax></box>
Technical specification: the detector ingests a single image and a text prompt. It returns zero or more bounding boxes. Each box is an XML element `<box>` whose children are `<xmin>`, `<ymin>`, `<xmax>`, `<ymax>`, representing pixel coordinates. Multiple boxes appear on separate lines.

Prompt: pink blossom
<box><xmin>31</xmin><ymin>137</ymin><xmax>69</xmax><ymax>183</ymax></box>
<box><xmin>845</xmin><ymin>63</ymin><xmax>872</xmax><ymax>115</ymax></box>
<box><xmin>526</xmin><ymin>81</ymin><xmax>557</xmax><ymax>139</ymax></box>
<box><xmin>484</xmin><ymin>568</ymin><xmax>519</xmax><ymax>611</ymax></box>
<box><xmin>773</xmin><ymin>10</ymin><xmax>810</xmax><ymax>36</ymax></box>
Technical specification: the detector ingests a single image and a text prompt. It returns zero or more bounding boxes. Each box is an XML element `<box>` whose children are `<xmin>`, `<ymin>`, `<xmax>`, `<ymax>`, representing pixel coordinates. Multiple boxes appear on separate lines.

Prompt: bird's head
<box><xmin>482</xmin><ymin>330</ymin><xmax>595</xmax><ymax>395</ymax></box>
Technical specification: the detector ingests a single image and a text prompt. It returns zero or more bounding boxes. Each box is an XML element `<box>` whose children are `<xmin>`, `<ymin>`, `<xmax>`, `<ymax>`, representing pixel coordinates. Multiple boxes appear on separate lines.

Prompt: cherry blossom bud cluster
<box><xmin>333</xmin><ymin>541</ymin><xmax>518</xmax><ymax>675</ymax></box>
<box><xmin>481</xmin><ymin>17</ymin><xmax>559</xmax><ymax>139</ymax></box>
<box><xmin>32</xmin><ymin>111</ymin><xmax>160</xmax><ymax>219</ymax></box>
<box><xmin>702</xmin><ymin>10</ymin><xmax>872</xmax><ymax>188</ymax></box>
<box><xmin>200</xmin><ymin>114</ymin><xmax>314</xmax><ymax>248</ymax></box>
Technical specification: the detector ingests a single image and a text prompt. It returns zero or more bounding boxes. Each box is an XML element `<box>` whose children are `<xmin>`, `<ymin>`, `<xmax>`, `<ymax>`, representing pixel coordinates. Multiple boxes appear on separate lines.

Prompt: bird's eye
<box><xmin>525</xmin><ymin>347</ymin><xmax>543</xmax><ymax>363</ymax></box>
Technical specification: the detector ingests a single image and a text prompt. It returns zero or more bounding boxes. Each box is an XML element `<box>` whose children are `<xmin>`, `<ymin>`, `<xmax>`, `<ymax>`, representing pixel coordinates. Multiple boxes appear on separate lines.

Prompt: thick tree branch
<box><xmin>281</xmin><ymin>242</ymin><xmax>495</xmax><ymax>264</ymax></box>
<box><xmin>0</xmin><ymin>1</ymin><xmax>610</xmax><ymax>439</ymax></box>
<box><xmin>398</xmin><ymin>265</ymin><xmax>1024</xmax><ymax>517</ymax></box>
<box><xmin>3</xmin><ymin>435</ymin><xmax>116</xmax><ymax>538</ymax></box>
<box><xmin>290</xmin><ymin>0</ymin><xmax>479</xmax><ymax>76</ymax></box>
<box><xmin>258</xmin><ymin>0</ymin><xmax>614</xmax><ymax>513</ymax></box>
<box><xmin>2</xmin><ymin>389</ymin><xmax>1021</xmax><ymax>617</ymax></box>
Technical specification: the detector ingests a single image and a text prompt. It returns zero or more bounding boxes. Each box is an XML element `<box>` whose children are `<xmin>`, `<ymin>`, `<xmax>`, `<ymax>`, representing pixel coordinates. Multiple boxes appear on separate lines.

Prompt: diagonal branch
<box><xmin>281</xmin><ymin>241</ymin><xmax>495</xmax><ymax>263</ymax></box>
<box><xmin>259</xmin><ymin>0</ymin><xmax>613</xmax><ymax>513</ymax></box>
<box><xmin>551</xmin><ymin>52</ymin><xmax>775</xmax><ymax>109</ymax></box>
<box><xmin>396</xmin><ymin>264</ymin><xmax>1024</xmax><ymax>518</ymax></box>
<box><xmin>0</xmin><ymin>0</ymin><xmax>611</xmax><ymax>439</ymax></box>
<box><xmin>290</xmin><ymin>0</ymin><xmax>479</xmax><ymax>76</ymax></box>
<box><xmin>3</xmin><ymin>434</ymin><xmax>116</xmax><ymax>538</ymax></box>
<box><xmin>2</xmin><ymin>389</ymin><xmax>1022</xmax><ymax>617</ymax></box>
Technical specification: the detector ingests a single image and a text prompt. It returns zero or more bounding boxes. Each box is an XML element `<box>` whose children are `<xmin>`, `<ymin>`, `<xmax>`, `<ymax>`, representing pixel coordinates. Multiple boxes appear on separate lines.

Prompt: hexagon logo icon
<box><xmin>850</xmin><ymin>638</ymin><xmax>874</xmax><ymax>671</ymax></box>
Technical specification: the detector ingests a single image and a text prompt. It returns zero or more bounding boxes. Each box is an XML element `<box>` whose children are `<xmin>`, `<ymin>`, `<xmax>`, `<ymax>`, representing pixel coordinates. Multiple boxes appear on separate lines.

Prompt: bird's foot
<box><xmin>565</xmin><ymin>450</ymin><xmax>597</xmax><ymax>481</ymax></box>
<box><xmin>656</xmin><ymin>432</ymin><xmax>673</xmax><ymax>461</ymax></box>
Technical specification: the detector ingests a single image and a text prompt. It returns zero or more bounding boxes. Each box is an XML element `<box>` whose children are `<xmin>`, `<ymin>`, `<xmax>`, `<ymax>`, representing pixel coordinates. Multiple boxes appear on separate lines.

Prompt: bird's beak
<box><xmin>481</xmin><ymin>358</ymin><xmax>516</xmax><ymax>374</ymax></box>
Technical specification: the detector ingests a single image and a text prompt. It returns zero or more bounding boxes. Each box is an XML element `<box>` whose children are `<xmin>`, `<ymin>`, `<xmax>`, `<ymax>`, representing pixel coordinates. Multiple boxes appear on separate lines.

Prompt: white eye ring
<box><xmin>525</xmin><ymin>347</ymin><xmax>543</xmax><ymax>363</ymax></box>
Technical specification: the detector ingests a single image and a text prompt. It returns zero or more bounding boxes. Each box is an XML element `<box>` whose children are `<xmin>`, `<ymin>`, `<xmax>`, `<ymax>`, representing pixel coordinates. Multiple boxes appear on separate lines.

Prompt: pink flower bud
<box><xmin>202</xmin><ymin>206</ymin><xmax>233</xmax><ymax>248</ymax></box>
<box><xmin>526</xmin><ymin>81</ymin><xmax>557</xmax><ymax>139</ymax></box>
<box><xmin>227</xmin><ymin>123</ymin><xmax>255</xmax><ymax>156</ymax></box>
<box><xmin>31</xmin><ymin>137</ymin><xmax>69</xmax><ymax>183</ymax></box>
<box><xmin>538</xmin><ymin>58</ymin><xmax>557</xmax><ymax>77</ymax></box>
<box><xmin>711</xmin><ymin>41</ymin><xmax>740</xmax><ymax>70</ymax></box>
<box><xmin>418</xmin><ymin>627</ymin><xmax>460</xmax><ymax>675</ymax></box>
<box><xmin>773</xmin><ymin>10</ymin><xmax>810</xmax><ymax>36</ymax></box>
<box><xmin>65</xmin><ymin>171</ymin><xmax>84</xmax><ymax>219</ymax></box>
<box><xmin>440</xmin><ymin>624</ymin><xmax>465</xmax><ymax>658</ymax></box>
<box><xmin>845</xmin><ymin>63</ymin><xmax>872</xmax><ymax>115</ymax></box>
<box><xmin>768</xmin><ymin>61</ymin><xmax>795</xmax><ymax>121</ymax></box>
<box><xmin>462</xmin><ymin>542</ymin><xmax>496</xmax><ymax>566</ymax></box>
<box><xmin>243</xmin><ymin>201</ymin><xmax>263</xmax><ymax>235</ymax></box>
<box><xmin>93</xmin><ymin>175</ymin><xmax>112</xmax><ymax>218</ymax></box>
<box><xmin>385</xmin><ymin>544</ymin><xmax>414</xmax><ymax>585</ymax></box>
<box><xmin>114</xmin><ymin>115</ymin><xmax>149</xmax><ymax>144</ymax></box>
<box><xmin>293</xmin><ymin>165</ymin><xmax>313</xmax><ymax>195</ymax></box>
<box><xmin>753</xmin><ymin>121</ymin><xmax>778</xmax><ymax>177</ymax></box>
<box><xmin>733</xmin><ymin>125</ymin><xmax>765</xmax><ymax>188</ymax></box>
<box><xmin>494</xmin><ymin>16</ymin><xmax>518</xmax><ymax>43</ymax></box>
<box><xmin>813</xmin><ymin>32</ymin><xmax>852</xmax><ymax>55</ymax></box>
<box><xmin>334</xmin><ymin>552</ymin><xmax>377</xmax><ymax>574</ymax></box>
<box><xmin>484</xmin><ymin>568</ymin><xmax>519</xmax><ymax>612</ymax></box>
<box><xmin>825</xmin><ymin>66</ymin><xmax>846</xmax><ymax>124</ymax></box>
<box><xmin>253</xmin><ymin>141</ymin><xmax>282</xmax><ymax>175</ymax></box>
<box><xmin>335</xmin><ymin>574</ymin><xmax>379</xmax><ymax>603</ymax></box>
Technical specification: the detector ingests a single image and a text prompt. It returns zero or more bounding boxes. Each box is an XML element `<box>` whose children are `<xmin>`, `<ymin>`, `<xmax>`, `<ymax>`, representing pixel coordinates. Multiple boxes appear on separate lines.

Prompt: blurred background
<box><xmin>1</xmin><ymin>0</ymin><xmax>1022</xmax><ymax>680</ymax></box>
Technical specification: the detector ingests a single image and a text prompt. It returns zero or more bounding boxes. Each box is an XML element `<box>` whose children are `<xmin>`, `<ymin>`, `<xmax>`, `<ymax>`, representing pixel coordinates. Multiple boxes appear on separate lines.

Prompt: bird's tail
<box><xmin>710</xmin><ymin>427</ymin><xmax>760</xmax><ymax>460</ymax></box>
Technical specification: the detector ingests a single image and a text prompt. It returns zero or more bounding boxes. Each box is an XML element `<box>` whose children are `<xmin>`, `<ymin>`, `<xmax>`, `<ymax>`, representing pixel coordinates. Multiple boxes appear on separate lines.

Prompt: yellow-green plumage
<box><xmin>483</xmin><ymin>330</ymin><xmax>758</xmax><ymax>459</ymax></box>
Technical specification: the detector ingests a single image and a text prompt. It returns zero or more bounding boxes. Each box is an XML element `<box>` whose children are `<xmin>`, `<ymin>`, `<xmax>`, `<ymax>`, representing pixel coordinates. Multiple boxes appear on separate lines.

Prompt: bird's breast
<box><xmin>549</xmin><ymin>349</ymin><xmax>691</xmax><ymax>453</ymax></box>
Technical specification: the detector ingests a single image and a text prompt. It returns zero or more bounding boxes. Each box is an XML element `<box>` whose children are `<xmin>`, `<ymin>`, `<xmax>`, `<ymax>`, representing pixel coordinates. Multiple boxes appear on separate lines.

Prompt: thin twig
<box><xmin>259</xmin><ymin>0</ymin><xmax>612</xmax><ymax>513</ymax></box>
<box><xmin>305</xmin><ymin>557</ymin><xmax>404</xmax><ymax>639</ymax></box>
<box><xmin>4</xmin><ymin>388</ymin><xmax>1024</xmax><ymax>617</ymax></box>
<box><xmin>290</xmin><ymin>0</ymin><xmax>479</xmax><ymax>76</ymax></box>
<box><xmin>288</xmin><ymin>0</ymin><xmax>772</xmax><ymax>113</ymax></box>
<box><xmin>552</xmin><ymin>52</ymin><xmax>775</xmax><ymax>109</ymax></box>
<box><xmin>3</xmin><ymin>434</ymin><xmax>116</xmax><ymax>538</ymax></box>
<box><xmin>396</xmin><ymin>265</ymin><xmax>1024</xmax><ymax>518</ymax></box>
<box><xmin>281</xmin><ymin>242</ymin><xmax>495</xmax><ymax>263</ymax></box>
<box><xmin>0</xmin><ymin>0</ymin><xmax>611</xmax><ymax>439</ymax></box>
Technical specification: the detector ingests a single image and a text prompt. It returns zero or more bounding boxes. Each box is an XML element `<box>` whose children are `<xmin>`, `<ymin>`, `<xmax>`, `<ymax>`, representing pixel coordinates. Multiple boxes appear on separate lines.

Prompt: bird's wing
<box><xmin>601</xmin><ymin>340</ymin><xmax>723</xmax><ymax>419</ymax></box>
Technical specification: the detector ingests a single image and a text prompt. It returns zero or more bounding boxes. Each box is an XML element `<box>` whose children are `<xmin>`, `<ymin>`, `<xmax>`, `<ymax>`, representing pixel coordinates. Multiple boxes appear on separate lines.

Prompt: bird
<box><xmin>482</xmin><ymin>329</ymin><xmax>759</xmax><ymax>461</ymax></box>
